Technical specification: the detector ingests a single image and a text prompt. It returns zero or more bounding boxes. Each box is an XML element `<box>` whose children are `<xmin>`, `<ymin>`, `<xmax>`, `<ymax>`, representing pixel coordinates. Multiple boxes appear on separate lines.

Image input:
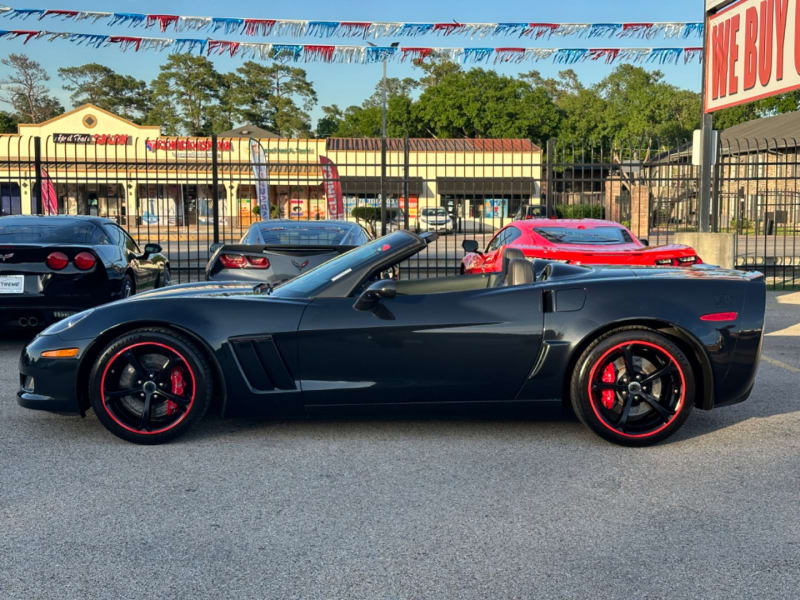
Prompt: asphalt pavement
<box><xmin>1</xmin><ymin>292</ymin><xmax>798</xmax><ymax>599</ymax></box>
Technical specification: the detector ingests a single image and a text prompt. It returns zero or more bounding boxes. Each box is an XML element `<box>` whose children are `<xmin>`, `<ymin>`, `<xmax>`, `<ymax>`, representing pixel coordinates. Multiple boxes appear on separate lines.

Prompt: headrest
<box><xmin>505</xmin><ymin>258</ymin><xmax>534</xmax><ymax>287</ymax></box>
<box><xmin>502</xmin><ymin>247</ymin><xmax>525</xmax><ymax>274</ymax></box>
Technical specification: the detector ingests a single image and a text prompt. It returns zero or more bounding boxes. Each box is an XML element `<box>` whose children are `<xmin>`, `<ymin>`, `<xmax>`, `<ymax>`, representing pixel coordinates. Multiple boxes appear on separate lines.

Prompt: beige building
<box><xmin>0</xmin><ymin>104</ymin><xmax>543</xmax><ymax>231</ymax></box>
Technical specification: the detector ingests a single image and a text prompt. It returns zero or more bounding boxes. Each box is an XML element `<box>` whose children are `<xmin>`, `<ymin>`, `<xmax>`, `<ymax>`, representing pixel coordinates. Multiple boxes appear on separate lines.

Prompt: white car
<box><xmin>418</xmin><ymin>208</ymin><xmax>454</xmax><ymax>234</ymax></box>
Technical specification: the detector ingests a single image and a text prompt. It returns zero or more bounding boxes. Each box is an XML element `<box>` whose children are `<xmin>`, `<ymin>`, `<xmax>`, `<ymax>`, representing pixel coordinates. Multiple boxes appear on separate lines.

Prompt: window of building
<box><xmin>0</xmin><ymin>182</ymin><xmax>21</xmax><ymax>216</ymax></box>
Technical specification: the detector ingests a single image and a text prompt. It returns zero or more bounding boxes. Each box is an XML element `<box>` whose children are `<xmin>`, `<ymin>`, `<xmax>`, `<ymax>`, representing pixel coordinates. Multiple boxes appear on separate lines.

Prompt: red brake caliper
<box><xmin>601</xmin><ymin>362</ymin><xmax>617</xmax><ymax>409</ymax></box>
<box><xmin>167</xmin><ymin>367</ymin><xmax>186</xmax><ymax>416</ymax></box>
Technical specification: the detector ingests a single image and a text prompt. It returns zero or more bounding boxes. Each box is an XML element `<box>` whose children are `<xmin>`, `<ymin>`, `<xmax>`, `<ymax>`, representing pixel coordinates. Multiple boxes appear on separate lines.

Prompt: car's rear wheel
<box><xmin>88</xmin><ymin>328</ymin><xmax>212</xmax><ymax>444</ymax></box>
<box><xmin>570</xmin><ymin>328</ymin><xmax>694</xmax><ymax>446</ymax></box>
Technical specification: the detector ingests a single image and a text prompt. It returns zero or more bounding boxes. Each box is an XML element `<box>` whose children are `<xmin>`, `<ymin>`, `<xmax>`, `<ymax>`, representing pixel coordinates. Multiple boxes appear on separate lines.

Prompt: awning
<box><xmin>339</xmin><ymin>176</ymin><xmax>424</xmax><ymax>196</ymax></box>
<box><xmin>436</xmin><ymin>177</ymin><xmax>537</xmax><ymax>196</ymax></box>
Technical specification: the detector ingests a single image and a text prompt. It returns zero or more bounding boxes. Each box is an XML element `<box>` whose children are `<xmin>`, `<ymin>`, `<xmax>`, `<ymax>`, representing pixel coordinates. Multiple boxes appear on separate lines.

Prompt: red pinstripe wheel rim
<box><xmin>100</xmin><ymin>341</ymin><xmax>196</xmax><ymax>435</ymax></box>
<box><xmin>587</xmin><ymin>340</ymin><xmax>686</xmax><ymax>439</ymax></box>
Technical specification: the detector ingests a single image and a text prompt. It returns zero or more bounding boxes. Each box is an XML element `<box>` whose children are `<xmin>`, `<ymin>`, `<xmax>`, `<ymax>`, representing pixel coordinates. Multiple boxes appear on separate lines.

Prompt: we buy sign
<box><xmin>705</xmin><ymin>0</ymin><xmax>800</xmax><ymax>112</ymax></box>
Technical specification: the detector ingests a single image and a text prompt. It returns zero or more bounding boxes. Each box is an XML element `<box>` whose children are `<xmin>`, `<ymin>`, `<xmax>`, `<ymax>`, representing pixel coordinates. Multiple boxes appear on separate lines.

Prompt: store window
<box><xmin>0</xmin><ymin>182</ymin><xmax>21</xmax><ymax>216</ymax></box>
<box><xmin>55</xmin><ymin>183</ymin><xmax>126</xmax><ymax>221</ymax></box>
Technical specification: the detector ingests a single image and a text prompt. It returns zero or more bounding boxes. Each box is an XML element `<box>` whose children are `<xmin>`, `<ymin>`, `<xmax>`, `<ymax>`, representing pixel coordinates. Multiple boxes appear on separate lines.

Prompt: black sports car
<box><xmin>0</xmin><ymin>215</ymin><xmax>169</xmax><ymax>330</ymax></box>
<box><xmin>206</xmin><ymin>219</ymin><xmax>371</xmax><ymax>285</ymax></box>
<box><xmin>19</xmin><ymin>230</ymin><xmax>765</xmax><ymax>446</ymax></box>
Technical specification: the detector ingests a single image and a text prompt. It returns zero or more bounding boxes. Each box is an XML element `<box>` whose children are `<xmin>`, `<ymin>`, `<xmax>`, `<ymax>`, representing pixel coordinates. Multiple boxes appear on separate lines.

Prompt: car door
<box><xmin>297</xmin><ymin>283</ymin><xmax>543</xmax><ymax>406</ymax></box>
<box><xmin>481</xmin><ymin>228</ymin><xmax>509</xmax><ymax>272</ymax></box>
<box><xmin>120</xmin><ymin>229</ymin><xmax>156</xmax><ymax>290</ymax></box>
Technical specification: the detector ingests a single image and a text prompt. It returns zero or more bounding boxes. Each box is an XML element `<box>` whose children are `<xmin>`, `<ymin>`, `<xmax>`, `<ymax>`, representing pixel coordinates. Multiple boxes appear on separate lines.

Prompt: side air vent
<box><xmin>229</xmin><ymin>336</ymin><xmax>296</xmax><ymax>392</ymax></box>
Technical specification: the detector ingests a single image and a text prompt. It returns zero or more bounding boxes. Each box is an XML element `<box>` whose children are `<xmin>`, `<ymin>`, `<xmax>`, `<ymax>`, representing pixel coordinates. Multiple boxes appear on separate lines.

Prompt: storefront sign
<box><xmin>53</xmin><ymin>133</ymin><xmax>129</xmax><ymax>145</ymax></box>
<box><xmin>145</xmin><ymin>139</ymin><xmax>232</xmax><ymax>152</ymax></box>
<box><xmin>705</xmin><ymin>0</ymin><xmax>798</xmax><ymax>112</ymax></box>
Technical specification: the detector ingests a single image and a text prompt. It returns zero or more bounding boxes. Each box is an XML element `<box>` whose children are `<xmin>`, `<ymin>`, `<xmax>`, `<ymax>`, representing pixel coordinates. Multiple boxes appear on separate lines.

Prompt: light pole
<box><xmin>369</xmin><ymin>42</ymin><xmax>398</xmax><ymax>235</ymax></box>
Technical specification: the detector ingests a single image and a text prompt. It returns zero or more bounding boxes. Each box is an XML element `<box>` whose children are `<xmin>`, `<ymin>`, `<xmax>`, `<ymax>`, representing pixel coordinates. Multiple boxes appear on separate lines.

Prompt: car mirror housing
<box><xmin>462</xmin><ymin>240</ymin><xmax>479</xmax><ymax>254</ymax></box>
<box><xmin>144</xmin><ymin>243</ymin><xmax>162</xmax><ymax>255</ymax></box>
<box><xmin>353</xmin><ymin>280</ymin><xmax>397</xmax><ymax>311</ymax></box>
<box><xmin>209</xmin><ymin>242</ymin><xmax>223</xmax><ymax>254</ymax></box>
<box><xmin>640</xmin><ymin>238</ymin><xmax>649</xmax><ymax>247</ymax></box>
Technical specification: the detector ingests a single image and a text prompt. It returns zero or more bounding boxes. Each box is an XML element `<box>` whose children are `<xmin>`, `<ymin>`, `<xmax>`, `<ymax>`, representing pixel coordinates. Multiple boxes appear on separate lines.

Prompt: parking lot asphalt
<box><xmin>1</xmin><ymin>292</ymin><xmax>798</xmax><ymax>600</ymax></box>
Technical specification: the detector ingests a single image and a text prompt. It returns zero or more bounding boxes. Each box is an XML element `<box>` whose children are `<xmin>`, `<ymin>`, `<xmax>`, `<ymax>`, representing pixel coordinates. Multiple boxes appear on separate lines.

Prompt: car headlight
<box><xmin>40</xmin><ymin>308</ymin><xmax>95</xmax><ymax>336</ymax></box>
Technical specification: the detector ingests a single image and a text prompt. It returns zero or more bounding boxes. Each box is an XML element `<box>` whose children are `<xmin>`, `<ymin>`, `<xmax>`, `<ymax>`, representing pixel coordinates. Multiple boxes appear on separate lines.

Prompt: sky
<box><xmin>0</xmin><ymin>0</ymin><xmax>707</xmax><ymax>127</ymax></box>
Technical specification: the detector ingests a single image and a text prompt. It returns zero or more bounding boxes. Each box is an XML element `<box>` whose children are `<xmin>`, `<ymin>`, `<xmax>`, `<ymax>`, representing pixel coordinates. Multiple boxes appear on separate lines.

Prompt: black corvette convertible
<box><xmin>18</xmin><ymin>230</ymin><xmax>765</xmax><ymax>446</ymax></box>
<box><xmin>1</xmin><ymin>215</ymin><xmax>169</xmax><ymax>330</ymax></box>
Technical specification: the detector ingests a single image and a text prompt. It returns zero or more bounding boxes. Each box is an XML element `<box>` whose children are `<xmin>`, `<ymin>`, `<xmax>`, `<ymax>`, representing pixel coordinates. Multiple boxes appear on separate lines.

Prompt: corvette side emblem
<box><xmin>0</xmin><ymin>252</ymin><xmax>13</xmax><ymax>261</ymax></box>
<box><xmin>292</xmin><ymin>259</ymin><xmax>309</xmax><ymax>270</ymax></box>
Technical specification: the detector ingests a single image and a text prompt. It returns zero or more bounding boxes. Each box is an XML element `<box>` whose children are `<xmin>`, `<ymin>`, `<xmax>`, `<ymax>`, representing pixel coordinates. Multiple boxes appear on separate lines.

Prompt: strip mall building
<box><xmin>0</xmin><ymin>104</ymin><xmax>542</xmax><ymax>228</ymax></box>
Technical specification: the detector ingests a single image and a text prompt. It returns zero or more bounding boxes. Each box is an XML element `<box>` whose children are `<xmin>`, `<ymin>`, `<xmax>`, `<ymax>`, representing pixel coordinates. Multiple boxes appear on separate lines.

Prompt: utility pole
<box><xmin>376</xmin><ymin>42</ymin><xmax>398</xmax><ymax>236</ymax></box>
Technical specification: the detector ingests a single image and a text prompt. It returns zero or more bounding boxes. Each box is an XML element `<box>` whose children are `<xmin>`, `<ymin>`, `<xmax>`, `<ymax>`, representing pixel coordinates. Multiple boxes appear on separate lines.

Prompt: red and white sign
<box><xmin>704</xmin><ymin>0</ymin><xmax>800</xmax><ymax>112</ymax></box>
<box><xmin>319</xmin><ymin>155</ymin><xmax>344</xmax><ymax>219</ymax></box>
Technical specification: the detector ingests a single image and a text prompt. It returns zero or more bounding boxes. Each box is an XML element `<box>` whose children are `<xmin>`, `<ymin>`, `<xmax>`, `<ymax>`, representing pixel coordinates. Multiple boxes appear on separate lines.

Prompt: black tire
<box><xmin>158</xmin><ymin>267</ymin><xmax>171</xmax><ymax>288</ymax></box>
<box><xmin>88</xmin><ymin>328</ymin><xmax>212</xmax><ymax>444</ymax></box>
<box><xmin>570</xmin><ymin>328</ymin><xmax>694</xmax><ymax>446</ymax></box>
<box><xmin>120</xmin><ymin>274</ymin><xmax>134</xmax><ymax>298</ymax></box>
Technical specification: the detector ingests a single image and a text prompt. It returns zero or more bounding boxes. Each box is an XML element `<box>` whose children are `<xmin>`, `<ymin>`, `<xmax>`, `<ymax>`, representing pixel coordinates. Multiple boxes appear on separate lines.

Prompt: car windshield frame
<box><xmin>533</xmin><ymin>226</ymin><xmax>633</xmax><ymax>245</ymax></box>
<box><xmin>0</xmin><ymin>220</ymin><xmax>106</xmax><ymax>244</ymax></box>
<box><xmin>250</xmin><ymin>223</ymin><xmax>355</xmax><ymax>246</ymax></box>
<box><xmin>271</xmin><ymin>230</ymin><xmax>423</xmax><ymax>299</ymax></box>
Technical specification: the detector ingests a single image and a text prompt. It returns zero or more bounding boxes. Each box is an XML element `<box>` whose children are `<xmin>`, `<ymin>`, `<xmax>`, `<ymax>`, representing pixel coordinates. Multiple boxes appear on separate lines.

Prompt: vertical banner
<box><xmin>249</xmin><ymin>139</ymin><xmax>270</xmax><ymax>220</ymax></box>
<box><xmin>40</xmin><ymin>168</ymin><xmax>58</xmax><ymax>215</ymax></box>
<box><xmin>319</xmin><ymin>155</ymin><xmax>344</xmax><ymax>219</ymax></box>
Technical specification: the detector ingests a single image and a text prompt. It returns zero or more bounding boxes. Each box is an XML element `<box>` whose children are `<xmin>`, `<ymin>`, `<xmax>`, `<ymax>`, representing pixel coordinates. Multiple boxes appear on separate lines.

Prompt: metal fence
<box><xmin>1</xmin><ymin>134</ymin><xmax>798</xmax><ymax>288</ymax></box>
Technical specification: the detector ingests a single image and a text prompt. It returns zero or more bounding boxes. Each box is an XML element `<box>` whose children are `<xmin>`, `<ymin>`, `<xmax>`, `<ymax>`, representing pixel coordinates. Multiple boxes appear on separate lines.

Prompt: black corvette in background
<box><xmin>0</xmin><ymin>215</ymin><xmax>169</xmax><ymax>330</ymax></box>
<box><xmin>206</xmin><ymin>219</ymin><xmax>371</xmax><ymax>285</ymax></box>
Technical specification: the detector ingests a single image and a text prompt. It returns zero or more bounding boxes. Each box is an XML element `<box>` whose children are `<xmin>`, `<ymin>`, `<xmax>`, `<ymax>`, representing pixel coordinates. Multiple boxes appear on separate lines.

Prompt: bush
<box><xmin>554</xmin><ymin>203</ymin><xmax>605</xmax><ymax>219</ymax></box>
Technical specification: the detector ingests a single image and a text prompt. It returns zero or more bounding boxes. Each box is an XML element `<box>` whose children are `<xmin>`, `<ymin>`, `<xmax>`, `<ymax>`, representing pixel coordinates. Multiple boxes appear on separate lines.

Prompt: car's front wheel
<box><xmin>88</xmin><ymin>328</ymin><xmax>212</xmax><ymax>444</ymax></box>
<box><xmin>570</xmin><ymin>328</ymin><xmax>694</xmax><ymax>446</ymax></box>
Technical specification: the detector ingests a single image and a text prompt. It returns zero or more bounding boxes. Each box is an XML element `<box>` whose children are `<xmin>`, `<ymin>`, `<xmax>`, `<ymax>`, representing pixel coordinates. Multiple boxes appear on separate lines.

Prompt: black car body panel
<box><xmin>206</xmin><ymin>219</ymin><xmax>370</xmax><ymax>284</ymax></box>
<box><xmin>1</xmin><ymin>215</ymin><xmax>167</xmax><ymax>329</ymax></box>
<box><xmin>19</xmin><ymin>231</ymin><xmax>765</xmax><ymax>424</ymax></box>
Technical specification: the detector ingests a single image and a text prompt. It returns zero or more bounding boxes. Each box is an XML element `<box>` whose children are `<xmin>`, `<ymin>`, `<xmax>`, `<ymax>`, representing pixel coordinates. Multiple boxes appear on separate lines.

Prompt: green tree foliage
<box><xmin>58</xmin><ymin>63</ymin><xmax>150</xmax><ymax>121</ymax></box>
<box><xmin>145</xmin><ymin>54</ymin><xmax>232</xmax><ymax>135</ymax></box>
<box><xmin>0</xmin><ymin>110</ymin><xmax>17</xmax><ymax>133</ymax></box>
<box><xmin>316</xmin><ymin>104</ymin><xmax>343</xmax><ymax>138</ymax></box>
<box><xmin>229</xmin><ymin>62</ymin><xmax>317</xmax><ymax>136</ymax></box>
<box><xmin>713</xmin><ymin>90</ymin><xmax>800</xmax><ymax>130</ymax></box>
<box><xmin>0</xmin><ymin>54</ymin><xmax>63</xmax><ymax>123</ymax></box>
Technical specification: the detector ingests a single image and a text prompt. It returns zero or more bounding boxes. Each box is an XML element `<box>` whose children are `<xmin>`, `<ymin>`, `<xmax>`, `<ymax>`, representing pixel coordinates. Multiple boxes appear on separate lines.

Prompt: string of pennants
<box><xmin>0</xmin><ymin>7</ymin><xmax>704</xmax><ymax>40</ymax></box>
<box><xmin>0</xmin><ymin>30</ymin><xmax>704</xmax><ymax>65</ymax></box>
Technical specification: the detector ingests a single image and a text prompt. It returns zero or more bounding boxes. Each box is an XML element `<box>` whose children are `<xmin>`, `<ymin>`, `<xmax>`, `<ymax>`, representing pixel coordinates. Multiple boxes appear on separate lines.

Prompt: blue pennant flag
<box><xmin>109</xmin><ymin>13</ymin><xmax>146</xmax><ymax>27</ymax></box>
<box><xmin>173</xmin><ymin>38</ymin><xmax>207</xmax><ymax>54</ymax></box>
<box><xmin>6</xmin><ymin>8</ymin><xmax>45</xmax><ymax>19</ymax></box>
<box><xmin>494</xmin><ymin>23</ymin><xmax>528</xmax><ymax>36</ymax></box>
<box><xmin>463</xmin><ymin>48</ymin><xmax>493</xmax><ymax>63</ymax></box>
<box><xmin>211</xmin><ymin>17</ymin><xmax>244</xmax><ymax>33</ymax></box>
<box><xmin>588</xmin><ymin>23</ymin><xmax>622</xmax><ymax>38</ymax></box>
<box><xmin>553</xmin><ymin>49</ymin><xmax>588</xmax><ymax>64</ymax></box>
<box><xmin>271</xmin><ymin>44</ymin><xmax>303</xmax><ymax>61</ymax></box>
<box><xmin>68</xmin><ymin>33</ymin><xmax>109</xmax><ymax>48</ymax></box>
<box><xmin>365</xmin><ymin>46</ymin><xmax>397</xmax><ymax>63</ymax></box>
<box><xmin>682</xmin><ymin>23</ymin><xmax>704</xmax><ymax>38</ymax></box>
<box><xmin>398</xmin><ymin>23</ymin><xmax>433</xmax><ymax>36</ymax></box>
<box><xmin>648</xmin><ymin>48</ymin><xmax>682</xmax><ymax>64</ymax></box>
<box><xmin>307</xmin><ymin>21</ymin><xmax>340</xmax><ymax>37</ymax></box>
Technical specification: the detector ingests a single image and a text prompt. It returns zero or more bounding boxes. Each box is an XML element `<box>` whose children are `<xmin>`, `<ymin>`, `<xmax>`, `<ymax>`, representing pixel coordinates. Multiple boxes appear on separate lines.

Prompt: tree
<box><xmin>414</xmin><ymin>58</ymin><xmax>462</xmax><ymax>89</ymax></box>
<box><xmin>362</xmin><ymin>76</ymin><xmax>419</xmax><ymax>108</ymax></box>
<box><xmin>0</xmin><ymin>110</ymin><xmax>17</xmax><ymax>133</ymax></box>
<box><xmin>229</xmin><ymin>62</ymin><xmax>317</xmax><ymax>136</ymax></box>
<box><xmin>58</xmin><ymin>63</ymin><xmax>150</xmax><ymax>121</ymax></box>
<box><xmin>0</xmin><ymin>54</ymin><xmax>63</xmax><ymax>123</ymax></box>
<box><xmin>316</xmin><ymin>104</ymin><xmax>343</xmax><ymax>138</ymax></box>
<box><xmin>145</xmin><ymin>54</ymin><xmax>230</xmax><ymax>135</ymax></box>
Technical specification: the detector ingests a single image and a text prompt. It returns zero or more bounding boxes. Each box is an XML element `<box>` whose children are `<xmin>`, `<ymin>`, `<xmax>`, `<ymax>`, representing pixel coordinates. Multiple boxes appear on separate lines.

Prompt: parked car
<box><xmin>417</xmin><ymin>207</ymin><xmax>454</xmax><ymax>234</ymax></box>
<box><xmin>206</xmin><ymin>219</ymin><xmax>371</xmax><ymax>285</ymax></box>
<box><xmin>462</xmin><ymin>218</ymin><xmax>701</xmax><ymax>274</ymax></box>
<box><xmin>513</xmin><ymin>204</ymin><xmax>547</xmax><ymax>220</ymax></box>
<box><xmin>19</xmin><ymin>229</ymin><xmax>764</xmax><ymax>446</ymax></box>
<box><xmin>0</xmin><ymin>215</ymin><xmax>169</xmax><ymax>330</ymax></box>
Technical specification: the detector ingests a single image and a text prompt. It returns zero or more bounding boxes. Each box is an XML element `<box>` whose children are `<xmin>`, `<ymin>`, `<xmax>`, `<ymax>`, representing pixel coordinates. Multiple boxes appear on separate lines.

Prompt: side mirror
<box><xmin>144</xmin><ymin>243</ymin><xmax>162</xmax><ymax>255</ymax></box>
<box><xmin>639</xmin><ymin>238</ymin><xmax>649</xmax><ymax>247</ymax></box>
<box><xmin>462</xmin><ymin>239</ymin><xmax>479</xmax><ymax>254</ymax></box>
<box><xmin>209</xmin><ymin>242</ymin><xmax>223</xmax><ymax>254</ymax></box>
<box><xmin>353</xmin><ymin>280</ymin><xmax>397</xmax><ymax>311</ymax></box>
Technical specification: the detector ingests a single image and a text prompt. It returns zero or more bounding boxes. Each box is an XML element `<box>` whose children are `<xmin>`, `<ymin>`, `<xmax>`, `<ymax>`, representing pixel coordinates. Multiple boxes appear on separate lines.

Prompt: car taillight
<box><xmin>219</xmin><ymin>254</ymin><xmax>248</xmax><ymax>269</ymax></box>
<box><xmin>246</xmin><ymin>256</ymin><xmax>269</xmax><ymax>269</ymax></box>
<box><xmin>46</xmin><ymin>252</ymin><xmax>69</xmax><ymax>270</ymax></box>
<box><xmin>677</xmin><ymin>256</ymin><xmax>698</xmax><ymax>265</ymax></box>
<box><xmin>655</xmin><ymin>258</ymin><xmax>672</xmax><ymax>266</ymax></box>
<box><xmin>73</xmin><ymin>252</ymin><xmax>96</xmax><ymax>270</ymax></box>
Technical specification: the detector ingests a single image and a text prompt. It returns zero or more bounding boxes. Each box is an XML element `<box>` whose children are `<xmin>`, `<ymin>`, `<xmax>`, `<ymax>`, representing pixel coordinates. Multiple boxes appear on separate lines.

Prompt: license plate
<box><xmin>0</xmin><ymin>275</ymin><xmax>25</xmax><ymax>294</ymax></box>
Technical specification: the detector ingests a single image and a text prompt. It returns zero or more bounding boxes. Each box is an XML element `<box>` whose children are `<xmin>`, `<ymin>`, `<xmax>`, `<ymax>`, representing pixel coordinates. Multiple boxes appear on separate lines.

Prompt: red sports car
<box><xmin>461</xmin><ymin>218</ymin><xmax>701</xmax><ymax>274</ymax></box>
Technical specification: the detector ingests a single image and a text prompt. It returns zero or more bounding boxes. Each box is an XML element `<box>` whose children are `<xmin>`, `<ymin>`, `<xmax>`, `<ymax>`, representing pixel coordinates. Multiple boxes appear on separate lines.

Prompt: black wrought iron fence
<box><xmin>0</xmin><ymin>133</ymin><xmax>797</xmax><ymax>287</ymax></box>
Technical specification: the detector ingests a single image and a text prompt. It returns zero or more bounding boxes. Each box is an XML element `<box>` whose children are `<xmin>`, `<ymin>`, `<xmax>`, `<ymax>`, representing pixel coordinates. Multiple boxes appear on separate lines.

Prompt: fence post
<box><xmin>33</xmin><ymin>136</ymin><xmax>42</xmax><ymax>215</ymax></box>
<box><xmin>380</xmin><ymin>137</ymin><xmax>387</xmax><ymax>236</ymax></box>
<box><xmin>211</xmin><ymin>133</ymin><xmax>220</xmax><ymax>244</ymax></box>
<box><xmin>403</xmin><ymin>137</ymin><xmax>409</xmax><ymax>231</ymax></box>
<box><xmin>545</xmin><ymin>139</ymin><xmax>554</xmax><ymax>218</ymax></box>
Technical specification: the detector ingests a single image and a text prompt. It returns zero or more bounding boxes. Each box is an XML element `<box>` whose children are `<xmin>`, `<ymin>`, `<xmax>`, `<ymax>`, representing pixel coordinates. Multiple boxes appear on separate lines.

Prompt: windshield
<box><xmin>0</xmin><ymin>220</ymin><xmax>105</xmax><ymax>244</ymax></box>
<box><xmin>421</xmin><ymin>208</ymin><xmax>446</xmax><ymax>217</ymax></box>
<box><xmin>272</xmin><ymin>231</ymin><xmax>418</xmax><ymax>298</ymax></box>
<box><xmin>534</xmin><ymin>226</ymin><xmax>633</xmax><ymax>245</ymax></box>
<box><xmin>247</xmin><ymin>223</ymin><xmax>353</xmax><ymax>246</ymax></box>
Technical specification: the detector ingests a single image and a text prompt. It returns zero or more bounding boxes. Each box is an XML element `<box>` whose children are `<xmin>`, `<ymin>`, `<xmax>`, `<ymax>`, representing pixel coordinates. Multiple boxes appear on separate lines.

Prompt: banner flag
<box><xmin>249</xmin><ymin>139</ymin><xmax>270</xmax><ymax>221</ymax></box>
<box><xmin>40</xmin><ymin>168</ymin><xmax>58</xmax><ymax>215</ymax></box>
<box><xmin>319</xmin><ymin>156</ymin><xmax>344</xmax><ymax>220</ymax></box>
